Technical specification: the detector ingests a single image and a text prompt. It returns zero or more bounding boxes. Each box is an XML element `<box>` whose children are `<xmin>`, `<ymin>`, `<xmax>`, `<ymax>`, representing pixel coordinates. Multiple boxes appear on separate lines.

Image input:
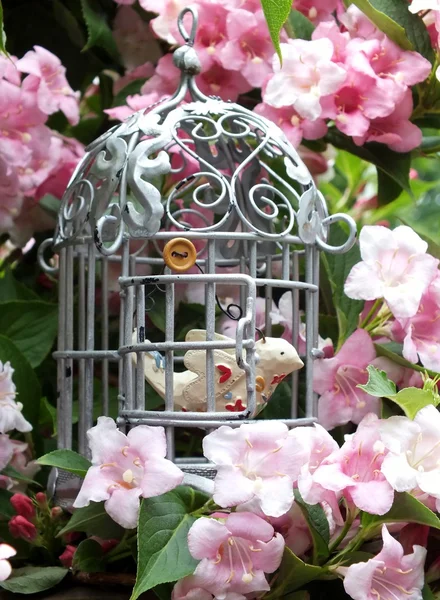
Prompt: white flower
<box><xmin>0</xmin><ymin>362</ymin><xmax>32</xmax><ymax>434</ymax></box>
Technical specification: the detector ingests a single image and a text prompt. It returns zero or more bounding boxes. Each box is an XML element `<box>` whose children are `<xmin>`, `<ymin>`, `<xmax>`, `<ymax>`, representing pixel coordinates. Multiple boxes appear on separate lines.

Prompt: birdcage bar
<box><xmin>56</xmin><ymin>247</ymin><xmax>67</xmax><ymax>448</ymax></box>
<box><xmin>84</xmin><ymin>244</ymin><xmax>96</xmax><ymax>456</ymax></box>
<box><xmin>77</xmin><ymin>249</ymin><xmax>87</xmax><ymax>453</ymax></box>
<box><xmin>305</xmin><ymin>245</ymin><xmax>320</xmax><ymax>418</ymax></box>
<box><xmin>64</xmin><ymin>245</ymin><xmax>75</xmax><ymax>449</ymax></box>
<box><xmin>135</xmin><ymin>281</ymin><xmax>146</xmax><ymax>411</ymax></box>
<box><xmin>164</xmin><ymin>267</ymin><xmax>176</xmax><ymax>459</ymax></box>
<box><xmin>124</xmin><ymin>416</ymin><xmax>318</xmax><ymax>429</ymax></box>
<box><xmin>291</xmin><ymin>250</ymin><xmax>300</xmax><ymax>418</ymax></box>
<box><xmin>101</xmin><ymin>255</ymin><xmax>110</xmax><ymax>416</ymax></box>
<box><xmin>205</xmin><ymin>238</ymin><xmax>216</xmax><ymax>413</ymax></box>
<box><xmin>264</xmin><ymin>255</ymin><xmax>272</xmax><ymax>336</ymax></box>
<box><xmin>123</xmin><ymin>259</ymin><xmax>134</xmax><ymax>414</ymax></box>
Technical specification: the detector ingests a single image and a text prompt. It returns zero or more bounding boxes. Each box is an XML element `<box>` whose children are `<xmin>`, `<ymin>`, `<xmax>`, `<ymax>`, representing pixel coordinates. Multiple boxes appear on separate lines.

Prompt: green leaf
<box><xmin>266</xmin><ymin>548</ymin><xmax>324</xmax><ymax>598</ymax></box>
<box><xmin>321</xmin><ymin>224</ymin><xmax>364</xmax><ymax>347</ymax></box>
<box><xmin>377</xmin><ymin>169</ymin><xmax>404</xmax><ymax>205</ymax></box>
<box><xmin>260</xmin><ymin>0</ymin><xmax>292</xmax><ymax>60</ymax></box>
<box><xmin>359</xmin><ymin>365</ymin><xmax>438</xmax><ymax>418</ymax></box>
<box><xmin>358</xmin><ymin>365</ymin><xmax>397</xmax><ymax>397</ymax></box>
<box><xmin>39</xmin><ymin>397</ymin><xmax>57</xmax><ymax>436</ymax></box>
<box><xmin>1</xmin><ymin>465</ymin><xmax>41</xmax><ymax>487</ymax></box>
<box><xmin>0</xmin><ymin>488</ymin><xmax>14</xmax><ymax>519</ymax></box>
<box><xmin>0</xmin><ymin>269</ymin><xmax>38</xmax><ymax>302</ymax></box>
<box><xmin>0</xmin><ymin>1</ymin><xmax>7</xmax><ymax>56</ymax></box>
<box><xmin>37</xmin><ymin>449</ymin><xmax>91</xmax><ymax>477</ymax></box>
<box><xmin>0</xmin><ymin>566</ymin><xmax>68</xmax><ymax>594</ymax></box>
<box><xmin>423</xmin><ymin>584</ymin><xmax>435</xmax><ymax>600</ymax></box>
<box><xmin>326</xmin><ymin>129</ymin><xmax>411</xmax><ymax>197</ymax></box>
<box><xmin>285</xmin><ymin>9</ymin><xmax>314</xmax><ymax>41</ymax></box>
<box><xmin>80</xmin><ymin>0</ymin><xmax>120</xmax><ymax>61</ymax></box>
<box><xmin>73</xmin><ymin>539</ymin><xmax>105</xmax><ymax>573</ymax></box>
<box><xmin>0</xmin><ymin>335</ymin><xmax>41</xmax><ymax>430</ymax></box>
<box><xmin>361</xmin><ymin>492</ymin><xmax>440</xmax><ymax>532</ymax></box>
<box><xmin>421</xmin><ymin>136</ymin><xmax>440</xmax><ymax>154</ymax></box>
<box><xmin>294</xmin><ymin>490</ymin><xmax>330</xmax><ymax>563</ymax></box>
<box><xmin>346</xmin><ymin>0</ymin><xmax>434</xmax><ymax>61</ymax></box>
<box><xmin>53</xmin><ymin>0</ymin><xmax>86</xmax><ymax>48</ymax></box>
<box><xmin>0</xmin><ymin>301</ymin><xmax>58</xmax><ymax>367</ymax></box>
<box><xmin>131</xmin><ymin>486</ymin><xmax>209</xmax><ymax>600</ymax></box>
<box><xmin>58</xmin><ymin>501</ymin><xmax>125</xmax><ymax>539</ymax></box>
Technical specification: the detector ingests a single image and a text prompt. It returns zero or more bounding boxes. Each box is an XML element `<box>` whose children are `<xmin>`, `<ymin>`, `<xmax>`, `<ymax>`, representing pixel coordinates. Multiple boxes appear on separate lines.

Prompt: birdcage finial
<box><xmin>173</xmin><ymin>8</ymin><xmax>202</xmax><ymax>76</ymax></box>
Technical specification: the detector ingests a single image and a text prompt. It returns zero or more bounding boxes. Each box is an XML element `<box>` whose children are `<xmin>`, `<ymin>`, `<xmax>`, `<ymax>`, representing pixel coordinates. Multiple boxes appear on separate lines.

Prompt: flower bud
<box><xmin>8</xmin><ymin>516</ymin><xmax>37</xmax><ymax>541</ymax></box>
<box><xmin>59</xmin><ymin>545</ymin><xmax>76</xmax><ymax>568</ymax></box>
<box><xmin>51</xmin><ymin>507</ymin><xmax>63</xmax><ymax>519</ymax></box>
<box><xmin>35</xmin><ymin>492</ymin><xmax>47</xmax><ymax>508</ymax></box>
<box><xmin>10</xmin><ymin>494</ymin><xmax>35</xmax><ymax>521</ymax></box>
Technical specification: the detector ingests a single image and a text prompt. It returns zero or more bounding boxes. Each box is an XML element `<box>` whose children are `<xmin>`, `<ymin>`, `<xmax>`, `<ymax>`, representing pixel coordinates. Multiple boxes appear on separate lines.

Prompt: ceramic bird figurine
<box><xmin>133</xmin><ymin>329</ymin><xmax>303</xmax><ymax>413</ymax></box>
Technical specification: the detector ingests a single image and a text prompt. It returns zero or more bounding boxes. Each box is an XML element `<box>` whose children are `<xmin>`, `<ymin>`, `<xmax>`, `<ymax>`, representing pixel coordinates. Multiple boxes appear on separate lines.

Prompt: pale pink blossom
<box><xmin>270</xmin><ymin>502</ymin><xmax>312</xmax><ymax>557</ymax></box>
<box><xmin>312</xmin><ymin>20</ymin><xmax>350</xmax><ymax>63</ymax></box>
<box><xmin>380</xmin><ymin>405</ymin><xmax>440</xmax><ymax>504</ymax></box>
<box><xmin>264</xmin><ymin>39</ymin><xmax>347</xmax><ymax>121</ymax></box>
<box><xmin>172</xmin><ymin>575</ymin><xmax>246</xmax><ymax>600</ymax></box>
<box><xmin>294</xmin><ymin>0</ymin><xmax>338</xmax><ymax>22</ymax></box>
<box><xmin>409</xmin><ymin>0</ymin><xmax>440</xmax><ymax>12</ymax></box>
<box><xmin>0</xmin><ymin>438</ymin><xmax>32</xmax><ymax>491</ymax></box>
<box><xmin>220</xmin><ymin>297</ymin><xmax>272</xmax><ymax>339</ymax></box>
<box><xmin>313</xmin><ymin>329</ymin><xmax>385</xmax><ymax>429</ymax></box>
<box><xmin>271</xmin><ymin>292</ymin><xmax>333</xmax><ymax>356</ymax></box>
<box><xmin>218</xmin><ymin>10</ymin><xmax>275</xmax><ymax>88</ymax></box>
<box><xmin>139</xmin><ymin>0</ymin><xmax>193</xmax><ymax>44</ymax></box>
<box><xmin>313</xmin><ymin>413</ymin><xmax>394</xmax><ymax>515</ymax></box>
<box><xmin>197</xmin><ymin>63</ymin><xmax>251</xmax><ymax>101</ymax></box>
<box><xmin>17</xmin><ymin>46</ymin><xmax>80</xmax><ymax>125</ymax></box>
<box><xmin>353</xmin><ymin>89</ymin><xmax>423</xmax><ymax>152</ymax></box>
<box><xmin>344</xmin><ymin>225</ymin><xmax>439</xmax><ymax>318</ymax></box>
<box><xmin>185</xmin><ymin>2</ymin><xmax>229</xmax><ymax>71</ymax></box>
<box><xmin>338</xmin><ymin>525</ymin><xmax>426</xmax><ymax>600</ymax></box>
<box><xmin>254</xmin><ymin>103</ymin><xmax>327</xmax><ymax>148</ymax></box>
<box><xmin>0</xmin><ymin>544</ymin><xmax>16</xmax><ymax>581</ymax></box>
<box><xmin>0</xmin><ymin>158</ymin><xmax>23</xmax><ymax>234</ymax></box>
<box><xmin>339</xmin><ymin>5</ymin><xmax>380</xmax><ymax>40</ymax></box>
<box><xmin>391</xmin><ymin>288</ymin><xmax>440</xmax><ymax>371</ymax></box>
<box><xmin>113</xmin><ymin>6</ymin><xmax>161</xmax><ymax>69</ymax></box>
<box><xmin>0</xmin><ymin>362</ymin><xmax>32</xmax><ymax>434</ymax></box>
<box><xmin>203</xmin><ymin>422</ymin><xmax>308</xmax><ymax>517</ymax></box>
<box><xmin>188</xmin><ymin>512</ymin><xmax>284</xmax><ymax>595</ymax></box>
<box><xmin>73</xmin><ymin>417</ymin><xmax>183</xmax><ymax>529</ymax></box>
<box><xmin>113</xmin><ymin>63</ymin><xmax>155</xmax><ymax>95</ymax></box>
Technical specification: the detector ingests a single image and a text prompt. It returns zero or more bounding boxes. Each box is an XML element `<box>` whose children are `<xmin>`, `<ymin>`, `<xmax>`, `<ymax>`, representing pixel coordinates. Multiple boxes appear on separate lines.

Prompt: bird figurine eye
<box><xmin>280</xmin><ymin>351</ymin><xmax>285</xmax><ymax>355</ymax></box>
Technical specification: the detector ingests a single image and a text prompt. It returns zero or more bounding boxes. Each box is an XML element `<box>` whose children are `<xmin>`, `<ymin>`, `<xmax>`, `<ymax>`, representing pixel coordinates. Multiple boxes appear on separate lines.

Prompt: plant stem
<box><xmin>328</xmin><ymin>513</ymin><xmax>355</xmax><ymax>554</ymax></box>
<box><xmin>359</xmin><ymin>299</ymin><xmax>382</xmax><ymax>330</ymax></box>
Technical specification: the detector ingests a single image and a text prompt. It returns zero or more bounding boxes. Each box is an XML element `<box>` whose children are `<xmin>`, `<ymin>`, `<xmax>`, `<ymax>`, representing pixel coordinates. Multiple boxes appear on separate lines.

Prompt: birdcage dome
<box><xmin>51</xmin><ymin>9</ymin><xmax>354</xmax><ymax>258</ymax></box>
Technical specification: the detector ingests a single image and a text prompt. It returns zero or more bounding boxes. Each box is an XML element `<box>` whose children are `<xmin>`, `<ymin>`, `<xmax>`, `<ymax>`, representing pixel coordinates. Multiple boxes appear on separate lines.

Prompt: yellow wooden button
<box><xmin>163</xmin><ymin>238</ymin><xmax>197</xmax><ymax>272</ymax></box>
<box><xmin>255</xmin><ymin>376</ymin><xmax>265</xmax><ymax>393</ymax></box>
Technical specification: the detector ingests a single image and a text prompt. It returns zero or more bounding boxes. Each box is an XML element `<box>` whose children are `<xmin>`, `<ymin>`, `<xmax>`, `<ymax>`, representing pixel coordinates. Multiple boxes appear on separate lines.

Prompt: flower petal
<box><xmin>349</xmin><ymin>480</ymin><xmax>394</xmax><ymax>515</ymax></box>
<box><xmin>257</xmin><ymin>476</ymin><xmax>294</xmax><ymax>518</ymax></box>
<box><xmin>225</xmin><ymin>512</ymin><xmax>275</xmax><ymax>543</ymax></box>
<box><xmin>213</xmin><ymin>467</ymin><xmax>254</xmax><ymax>508</ymax></box>
<box><xmin>188</xmin><ymin>518</ymin><xmax>229</xmax><ymax>560</ymax></box>
<box><xmin>127</xmin><ymin>425</ymin><xmax>167</xmax><ymax>460</ymax></box>
<box><xmin>140</xmin><ymin>457</ymin><xmax>183</xmax><ymax>498</ymax></box>
<box><xmin>73</xmin><ymin>466</ymin><xmax>113</xmax><ymax>507</ymax></box>
<box><xmin>87</xmin><ymin>417</ymin><xmax>128</xmax><ymax>465</ymax></box>
<box><xmin>105</xmin><ymin>487</ymin><xmax>141</xmax><ymax>529</ymax></box>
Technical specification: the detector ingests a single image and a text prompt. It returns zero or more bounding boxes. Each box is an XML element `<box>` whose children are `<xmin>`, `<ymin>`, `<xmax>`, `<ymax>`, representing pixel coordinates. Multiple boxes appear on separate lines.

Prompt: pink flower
<box><xmin>10</xmin><ymin>494</ymin><xmax>35</xmax><ymax>521</ymax></box>
<box><xmin>254</xmin><ymin>103</ymin><xmax>327</xmax><ymax>148</ymax></box>
<box><xmin>196</xmin><ymin>63</ymin><xmax>251</xmax><ymax>101</ymax></box>
<box><xmin>16</xmin><ymin>46</ymin><xmax>80</xmax><ymax>125</ymax></box>
<box><xmin>0</xmin><ymin>158</ymin><xmax>23</xmax><ymax>234</ymax></box>
<box><xmin>294</xmin><ymin>0</ymin><xmax>338</xmax><ymax>22</ymax></box>
<box><xmin>312</xmin><ymin>414</ymin><xmax>394</xmax><ymax>515</ymax></box>
<box><xmin>313</xmin><ymin>329</ymin><xmax>382</xmax><ymax>429</ymax></box>
<box><xmin>8</xmin><ymin>515</ymin><xmax>37</xmax><ymax>541</ymax></box>
<box><xmin>338</xmin><ymin>525</ymin><xmax>426</xmax><ymax>600</ymax></box>
<box><xmin>59</xmin><ymin>545</ymin><xmax>76</xmax><ymax>568</ymax></box>
<box><xmin>218</xmin><ymin>10</ymin><xmax>275</xmax><ymax>88</ymax></box>
<box><xmin>271</xmin><ymin>292</ymin><xmax>333</xmax><ymax>356</ymax></box>
<box><xmin>113</xmin><ymin>6</ymin><xmax>161</xmax><ymax>69</ymax></box>
<box><xmin>187</xmin><ymin>512</ymin><xmax>284</xmax><ymax>595</ymax></box>
<box><xmin>173</xmin><ymin>575</ymin><xmax>245</xmax><ymax>600</ymax></box>
<box><xmin>270</xmin><ymin>502</ymin><xmax>313</xmax><ymax>557</ymax></box>
<box><xmin>264</xmin><ymin>39</ymin><xmax>346</xmax><ymax>120</ymax></box>
<box><xmin>353</xmin><ymin>89</ymin><xmax>423</xmax><ymax>152</ymax></box>
<box><xmin>0</xmin><ymin>544</ymin><xmax>16</xmax><ymax>581</ymax></box>
<box><xmin>73</xmin><ymin>417</ymin><xmax>183</xmax><ymax>529</ymax></box>
<box><xmin>203</xmin><ymin>422</ymin><xmax>308</xmax><ymax>517</ymax></box>
<box><xmin>139</xmin><ymin>0</ymin><xmax>193</xmax><ymax>44</ymax></box>
<box><xmin>219</xmin><ymin>298</ymin><xmax>271</xmax><ymax>339</ymax></box>
<box><xmin>379</xmin><ymin>405</ymin><xmax>440</xmax><ymax>504</ymax></box>
<box><xmin>391</xmin><ymin>287</ymin><xmax>440</xmax><ymax>371</ymax></box>
<box><xmin>0</xmin><ymin>361</ymin><xmax>32</xmax><ymax>433</ymax></box>
<box><xmin>409</xmin><ymin>0</ymin><xmax>440</xmax><ymax>12</ymax></box>
<box><xmin>0</xmin><ymin>435</ymin><xmax>15</xmax><ymax>472</ymax></box>
<box><xmin>344</xmin><ymin>225</ymin><xmax>439</xmax><ymax>319</ymax></box>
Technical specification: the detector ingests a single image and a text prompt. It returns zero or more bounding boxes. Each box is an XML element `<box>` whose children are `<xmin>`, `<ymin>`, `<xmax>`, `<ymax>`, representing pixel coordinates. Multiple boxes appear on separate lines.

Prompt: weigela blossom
<box><xmin>313</xmin><ymin>329</ymin><xmax>391</xmax><ymax>429</ymax></box>
<box><xmin>173</xmin><ymin>574</ymin><xmax>246</xmax><ymax>600</ymax></box>
<box><xmin>391</xmin><ymin>286</ymin><xmax>440</xmax><ymax>371</ymax></box>
<box><xmin>113</xmin><ymin>6</ymin><xmax>161</xmax><ymax>69</ymax></box>
<box><xmin>254</xmin><ymin>103</ymin><xmax>327</xmax><ymax>148</ymax></box>
<box><xmin>8</xmin><ymin>515</ymin><xmax>37</xmax><ymax>541</ymax></box>
<box><xmin>73</xmin><ymin>417</ymin><xmax>184</xmax><ymax>529</ymax></box>
<box><xmin>0</xmin><ymin>362</ymin><xmax>32</xmax><ymax>434</ymax></box>
<box><xmin>203</xmin><ymin>422</ymin><xmax>308</xmax><ymax>517</ymax></box>
<box><xmin>16</xmin><ymin>46</ymin><xmax>80</xmax><ymax>125</ymax></box>
<box><xmin>379</xmin><ymin>405</ymin><xmax>440</xmax><ymax>509</ymax></box>
<box><xmin>0</xmin><ymin>544</ymin><xmax>16</xmax><ymax>581</ymax></box>
<box><xmin>409</xmin><ymin>0</ymin><xmax>440</xmax><ymax>12</ymax></box>
<box><xmin>264</xmin><ymin>39</ymin><xmax>347</xmax><ymax>121</ymax></box>
<box><xmin>139</xmin><ymin>0</ymin><xmax>193</xmax><ymax>45</ymax></box>
<box><xmin>10</xmin><ymin>494</ymin><xmax>35</xmax><ymax>521</ymax></box>
<box><xmin>344</xmin><ymin>225</ymin><xmax>439</xmax><ymax>319</ymax></box>
<box><xmin>338</xmin><ymin>525</ymin><xmax>426</xmax><ymax>600</ymax></box>
<box><xmin>59</xmin><ymin>545</ymin><xmax>76</xmax><ymax>568</ymax></box>
<box><xmin>187</xmin><ymin>512</ymin><xmax>284</xmax><ymax>595</ymax></box>
<box><xmin>312</xmin><ymin>414</ymin><xmax>395</xmax><ymax>515</ymax></box>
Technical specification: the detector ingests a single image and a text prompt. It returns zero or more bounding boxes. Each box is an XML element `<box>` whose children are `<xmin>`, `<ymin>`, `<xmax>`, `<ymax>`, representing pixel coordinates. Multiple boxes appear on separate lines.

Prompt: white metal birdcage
<box><xmin>39</xmin><ymin>8</ymin><xmax>356</xmax><ymax>482</ymax></box>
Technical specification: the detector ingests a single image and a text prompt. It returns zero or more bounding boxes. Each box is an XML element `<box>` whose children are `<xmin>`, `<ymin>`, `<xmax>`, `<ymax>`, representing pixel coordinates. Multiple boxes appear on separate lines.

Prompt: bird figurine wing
<box><xmin>184</xmin><ymin>329</ymin><xmax>236</xmax><ymax>355</ymax></box>
<box><xmin>182</xmin><ymin>346</ymin><xmax>246</xmax><ymax>409</ymax></box>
